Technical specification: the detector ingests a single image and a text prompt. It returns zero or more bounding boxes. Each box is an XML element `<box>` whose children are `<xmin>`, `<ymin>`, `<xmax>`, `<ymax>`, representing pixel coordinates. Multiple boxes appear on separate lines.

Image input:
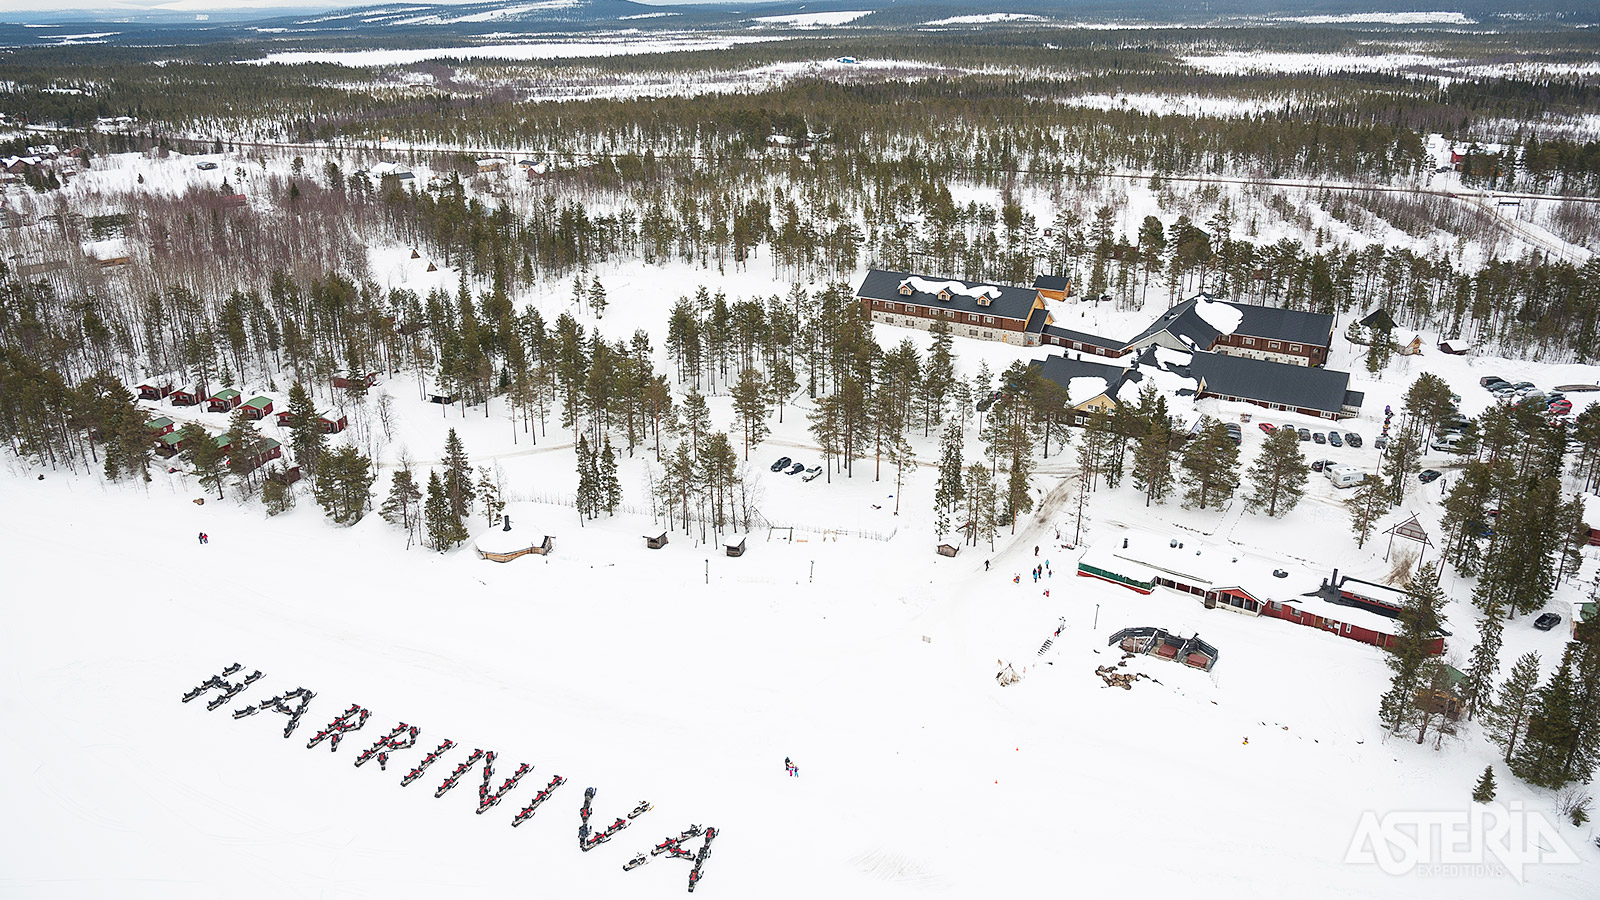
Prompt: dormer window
<box><xmin>938</xmin><ymin>290</ymin><xmax>950</xmax><ymax>301</ymax></box>
<box><xmin>898</xmin><ymin>284</ymin><xmax>912</xmax><ymax>296</ymax></box>
<box><xmin>977</xmin><ymin>296</ymin><xmax>991</xmax><ymax>307</ymax></box>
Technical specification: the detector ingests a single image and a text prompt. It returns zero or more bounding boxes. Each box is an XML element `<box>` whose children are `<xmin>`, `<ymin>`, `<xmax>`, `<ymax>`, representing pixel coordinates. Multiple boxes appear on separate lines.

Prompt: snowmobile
<box><xmin>623</xmin><ymin>854</ymin><xmax>648</xmax><ymax>871</ymax></box>
<box><xmin>628</xmin><ymin>800</ymin><xmax>653</xmax><ymax>818</ymax></box>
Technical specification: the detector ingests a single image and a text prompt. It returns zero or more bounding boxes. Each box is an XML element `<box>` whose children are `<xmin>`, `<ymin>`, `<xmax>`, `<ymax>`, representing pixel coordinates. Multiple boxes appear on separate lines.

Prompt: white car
<box><xmin>801</xmin><ymin>466</ymin><xmax>823</xmax><ymax>482</ymax></box>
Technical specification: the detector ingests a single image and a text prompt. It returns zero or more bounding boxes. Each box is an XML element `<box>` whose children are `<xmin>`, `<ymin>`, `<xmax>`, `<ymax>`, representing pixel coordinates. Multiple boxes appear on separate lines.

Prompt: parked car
<box><xmin>1312</xmin><ymin>431</ymin><xmax>1326</xmax><ymax>444</ymax></box>
<box><xmin>1374</xmin><ymin>435</ymin><xmax>1389</xmax><ymax>450</ymax></box>
<box><xmin>1418</xmin><ymin>469</ymin><xmax>1443</xmax><ymax>484</ymax></box>
<box><xmin>1513</xmin><ymin>381</ymin><xmax>1536</xmax><ymax>391</ymax></box>
<box><xmin>1479</xmin><ymin>375</ymin><xmax>1507</xmax><ymax>388</ymax></box>
<box><xmin>1345</xmin><ymin>433</ymin><xmax>1363</xmax><ymax>447</ymax></box>
<box><xmin>1431</xmin><ymin>435</ymin><xmax>1465</xmax><ymax>452</ymax></box>
<box><xmin>1328</xmin><ymin>431</ymin><xmax>1343</xmax><ymax>447</ymax></box>
<box><xmin>770</xmin><ymin>456</ymin><xmax>791</xmax><ymax>472</ymax></box>
<box><xmin>1259</xmin><ymin>423</ymin><xmax>1277</xmax><ymax>434</ymax></box>
<box><xmin>1549</xmin><ymin>400</ymin><xmax>1574</xmax><ymax>416</ymax></box>
<box><xmin>1311</xmin><ymin>459</ymin><xmax>1334</xmax><ymax>472</ymax></box>
<box><xmin>1224</xmin><ymin>423</ymin><xmax>1242</xmax><ymax>445</ymax></box>
<box><xmin>786</xmin><ymin>462</ymin><xmax>805</xmax><ymax>475</ymax></box>
<box><xmin>1534</xmin><ymin>612</ymin><xmax>1563</xmax><ymax>631</ymax></box>
<box><xmin>1298</xmin><ymin>428</ymin><xmax>1312</xmax><ymax>441</ymax></box>
<box><xmin>802</xmin><ymin>466</ymin><xmax>823</xmax><ymax>482</ymax></box>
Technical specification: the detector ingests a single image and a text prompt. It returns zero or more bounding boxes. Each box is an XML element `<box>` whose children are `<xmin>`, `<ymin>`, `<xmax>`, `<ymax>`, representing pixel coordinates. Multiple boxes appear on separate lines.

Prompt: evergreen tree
<box><xmin>1378</xmin><ymin>563</ymin><xmax>1446</xmax><ymax>734</ymax></box>
<box><xmin>680</xmin><ymin>390</ymin><xmax>712</xmax><ymax>455</ymax></box>
<box><xmin>600</xmin><ymin>436</ymin><xmax>621</xmax><ymax>514</ymax></box>
<box><xmin>1131</xmin><ymin>389</ymin><xmax>1173</xmax><ymax>507</ymax></box>
<box><xmin>575</xmin><ymin>434</ymin><xmax>598</xmax><ymax>519</ymax></box>
<box><xmin>1381</xmin><ymin>419</ymin><xmax>1423</xmax><ymax>505</ymax></box>
<box><xmin>1462</xmin><ymin>610</ymin><xmax>1503</xmax><ymax>720</ymax></box>
<box><xmin>262</xmin><ymin>472</ymin><xmax>295</xmax><ymax>516</ymax></box>
<box><xmin>962</xmin><ymin>462</ymin><xmax>998</xmax><ymax>549</ymax></box>
<box><xmin>1347</xmin><ymin>474</ymin><xmax>1387</xmax><ymax>548</ymax></box>
<box><xmin>313</xmin><ymin>444</ymin><xmax>375</xmax><ymax>525</ymax></box>
<box><xmin>424</xmin><ymin>470</ymin><xmax>466</xmax><ymax>551</ymax></box>
<box><xmin>441</xmin><ymin>428</ymin><xmax>475</xmax><ymax>523</ymax></box>
<box><xmin>933</xmin><ymin>423</ymin><xmax>964</xmax><ymax>537</ymax></box>
<box><xmin>767</xmin><ymin>358</ymin><xmax>799</xmax><ymax>424</ymax></box>
<box><xmin>1512</xmin><ymin>651</ymin><xmax>1580</xmax><ymax>788</ymax></box>
<box><xmin>285</xmin><ymin>382</ymin><xmax>326</xmax><ymax>479</ymax></box>
<box><xmin>588</xmin><ymin>278</ymin><xmax>607</xmax><ymax>318</ymax></box>
<box><xmin>1365</xmin><ymin>317</ymin><xmax>1393</xmax><ymax>374</ymax></box>
<box><xmin>476</xmin><ymin>465</ymin><xmax>505</xmax><ymax>525</ymax></box>
<box><xmin>381</xmin><ymin>466</ymin><xmax>424</xmax><ymax>545</ymax></box>
<box><xmin>1245</xmin><ymin>425</ymin><xmax>1308</xmax><ymax>517</ymax></box>
<box><xmin>1485</xmin><ymin>651</ymin><xmax>1543</xmax><ymax>764</ymax></box>
<box><xmin>1471</xmin><ymin>766</ymin><xmax>1497</xmax><ymax>803</ymax></box>
<box><xmin>922</xmin><ymin>319</ymin><xmax>956</xmax><ymax>435</ymax></box>
<box><xmin>1180</xmin><ymin>422</ymin><xmax>1241</xmax><ymax>510</ymax></box>
<box><xmin>180</xmin><ymin>423</ymin><xmax>228</xmax><ymax>499</ymax></box>
<box><xmin>731</xmin><ymin>367</ymin><xmax>770</xmax><ymax>458</ymax></box>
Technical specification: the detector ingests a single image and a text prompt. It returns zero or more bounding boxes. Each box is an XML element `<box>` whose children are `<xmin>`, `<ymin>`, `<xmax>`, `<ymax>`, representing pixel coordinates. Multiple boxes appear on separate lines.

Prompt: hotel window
<box><xmin>1243</xmin><ymin>337</ymin><xmax>1255</xmax><ymax>346</ymax></box>
<box><xmin>1290</xmin><ymin>344</ymin><xmax>1301</xmax><ymax>352</ymax></box>
<box><xmin>984</xmin><ymin>316</ymin><xmax>994</xmax><ymax>324</ymax></box>
<box><xmin>1268</xmin><ymin>341</ymin><xmax>1280</xmax><ymax>350</ymax></box>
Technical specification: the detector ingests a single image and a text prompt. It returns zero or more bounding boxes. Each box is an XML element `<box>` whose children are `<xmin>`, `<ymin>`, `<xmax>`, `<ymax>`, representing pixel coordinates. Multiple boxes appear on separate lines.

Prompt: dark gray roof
<box><xmin>1232</xmin><ymin>302</ymin><xmax>1335</xmax><ymax>345</ymax></box>
<box><xmin>1034</xmin><ymin>274</ymin><xmax>1070</xmax><ymax>292</ymax></box>
<box><xmin>1034</xmin><ymin>354</ymin><xmax>1140</xmax><ymax>402</ymax></box>
<box><xmin>1189</xmin><ymin>352</ymin><xmax>1353</xmax><ymax>415</ymax></box>
<box><xmin>856</xmin><ymin>270</ymin><xmax>1039</xmax><ymax>323</ymax></box>
<box><xmin>1043</xmin><ymin>324</ymin><xmax>1123</xmax><ymax>349</ymax></box>
<box><xmin>1124</xmin><ymin>298</ymin><xmax>1221</xmax><ymax>351</ymax></box>
<box><xmin>1358</xmin><ymin>309</ymin><xmax>1397</xmax><ymax>330</ymax></box>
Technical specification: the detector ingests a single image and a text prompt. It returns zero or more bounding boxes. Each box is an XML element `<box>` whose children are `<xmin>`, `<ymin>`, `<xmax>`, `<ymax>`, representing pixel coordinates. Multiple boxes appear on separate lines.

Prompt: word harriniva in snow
<box><xmin>180</xmin><ymin>663</ymin><xmax>719</xmax><ymax>893</ymax></box>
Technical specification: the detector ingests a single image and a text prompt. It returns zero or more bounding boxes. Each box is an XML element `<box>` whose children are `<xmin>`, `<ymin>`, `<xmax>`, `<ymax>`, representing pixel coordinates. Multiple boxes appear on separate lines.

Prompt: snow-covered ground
<box><xmin>246</xmin><ymin>34</ymin><xmax>792</xmax><ymax>67</ymax></box>
<box><xmin>5</xmin><ymin>237</ymin><xmax>1600</xmax><ymax>896</ymax></box>
<box><xmin>751</xmin><ymin>11</ymin><xmax>871</xmax><ymax>27</ymax></box>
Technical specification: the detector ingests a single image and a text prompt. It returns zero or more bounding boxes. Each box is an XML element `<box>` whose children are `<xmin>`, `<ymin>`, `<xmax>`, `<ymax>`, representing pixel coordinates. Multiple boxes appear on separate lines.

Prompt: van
<box><xmin>1431</xmin><ymin>434</ymin><xmax>1466</xmax><ymax>453</ymax></box>
<box><xmin>1327</xmin><ymin>464</ymin><xmax>1365</xmax><ymax>488</ymax></box>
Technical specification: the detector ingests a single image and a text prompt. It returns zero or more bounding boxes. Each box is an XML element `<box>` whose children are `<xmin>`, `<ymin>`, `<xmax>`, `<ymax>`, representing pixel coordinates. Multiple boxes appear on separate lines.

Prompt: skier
<box><xmin>984</xmin><ymin>560</ymin><xmax>990</xmax><ymax>571</ymax></box>
<box><xmin>1034</xmin><ymin>545</ymin><xmax>1039</xmax><ymax>556</ymax></box>
<box><xmin>783</xmin><ymin>756</ymin><xmax>791</xmax><ymax>772</ymax></box>
<box><xmin>1013</xmin><ymin>575</ymin><xmax>1020</xmax><ymax>584</ymax></box>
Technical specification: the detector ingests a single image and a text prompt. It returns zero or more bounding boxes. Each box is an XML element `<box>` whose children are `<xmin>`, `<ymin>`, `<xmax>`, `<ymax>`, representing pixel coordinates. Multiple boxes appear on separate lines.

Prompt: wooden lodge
<box><xmin>1109</xmin><ymin>626</ymin><xmax>1219</xmax><ymax>672</ymax></box>
<box><xmin>137</xmin><ymin>380</ymin><xmax>173</xmax><ymax>401</ymax></box>
<box><xmin>207</xmin><ymin>389</ymin><xmax>242</xmax><ymax>412</ymax></box>
<box><xmin>241</xmin><ymin>396</ymin><xmax>273</xmax><ymax>419</ymax></box>
<box><xmin>332</xmin><ymin>371</ymin><xmax>379</xmax><ymax>390</ymax></box>
<box><xmin>155</xmin><ymin>431</ymin><xmax>188</xmax><ymax>457</ymax></box>
<box><xmin>146</xmin><ymin>415</ymin><xmax>175</xmax><ymax>436</ymax></box>
<box><xmin>936</xmin><ymin>543</ymin><xmax>960</xmax><ymax>557</ymax></box>
<box><xmin>169</xmin><ymin>387</ymin><xmax>205</xmax><ymax>407</ymax></box>
<box><xmin>645</xmin><ymin>532</ymin><xmax>669</xmax><ymax>550</ymax></box>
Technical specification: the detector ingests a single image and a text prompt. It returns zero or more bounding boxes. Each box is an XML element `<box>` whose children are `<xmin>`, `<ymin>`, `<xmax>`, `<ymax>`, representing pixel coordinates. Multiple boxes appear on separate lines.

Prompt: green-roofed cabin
<box><xmin>146</xmin><ymin>416</ymin><xmax>175</xmax><ymax>435</ymax></box>
<box><xmin>155</xmin><ymin>431</ymin><xmax>186</xmax><ymax>456</ymax></box>
<box><xmin>241</xmin><ymin>396</ymin><xmax>273</xmax><ymax>420</ymax></box>
<box><xmin>207</xmin><ymin>389</ymin><xmax>242</xmax><ymax>412</ymax></box>
<box><xmin>212</xmin><ymin>433</ymin><xmax>233</xmax><ymax>454</ymax></box>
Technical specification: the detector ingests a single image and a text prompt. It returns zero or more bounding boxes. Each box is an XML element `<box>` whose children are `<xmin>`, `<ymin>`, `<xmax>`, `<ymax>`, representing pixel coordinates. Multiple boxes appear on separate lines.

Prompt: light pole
<box><xmin>1094</xmin><ymin>604</ymin><xmax>1100</xmax><ymax>630</ymax></box>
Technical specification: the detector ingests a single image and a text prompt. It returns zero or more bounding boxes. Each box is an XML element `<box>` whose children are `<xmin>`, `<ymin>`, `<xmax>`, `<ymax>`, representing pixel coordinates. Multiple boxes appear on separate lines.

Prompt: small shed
<box><xmin>155</xmin><ymin>431</ymin><xmax>186</xmax><ymax>457</ymax></box>
<box><xmin>207</xmin><ymin>388</ymin><xmax>241</xmax><ymax>412</ymax></box>
<box><xmin>318</xmin><ymin>412</ymin><xmax>348</xmax><ymax>434</ymax></box>
<box><xmin>428</xmin><ymin>393</ymin><xmax>458</xmax><ymax>405</ymax></box>
<box><xmin>1438</xmin><ymin>339</ymin><xmax>1470</xmax><ymax>355</ymax></box>
<box><xmin>645</xmin><ymin>532</ymin><xmax>669</xmax><ymax>550</ymax></box>
<box><xmin>234</xmin><ymin>437</ymin><xmax>282</xmax><ymax>473</ymax></box>
<box><xmin>170</xmin><ymin>387</ymin><xmax>205</xmax><ymax>407</ymax></box>
<box><xmin>241</xmin><ymin>396</ymin><xmax>273</xmax><ymax>419</ymax></box>
<box><xmin>275</xmin><ymin>409</ymin><xmax>296</xmax><ymax>427</ymax></box>
<box><xmin>725</xmin><ymin>536</ymin><xmax>747</xmax><ymax>557</ymax></box>
<box><xmin>137</xmin><ymin>381</ymin><xmax>173</xmax><ymax>401</ymax></box>
<box><xmin>146</xmin><ymin>415</ymin><xmax>175</xmax><ymax>436</ymax></box>
<box><xmin>937</xmin><ymin>543</ymin><xmax>960</xmax><ymax>557</ymax></box>
<box><xmin>332</xmin><ymin>372</ymin><xmax>378</xmax><ymax>390</ymax></box>
<box><xmin>266</xmin><ymin>465</ymin><xmax>302</xmax><ymax>486</ymax></box>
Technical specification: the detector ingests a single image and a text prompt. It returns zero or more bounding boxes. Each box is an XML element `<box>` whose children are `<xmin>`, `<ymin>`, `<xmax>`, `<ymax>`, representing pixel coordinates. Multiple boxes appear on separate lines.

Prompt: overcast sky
<box><xmin>0</xmin><ymin>0</ymin><xmax>719</xmax><ymax>15</ymax></box>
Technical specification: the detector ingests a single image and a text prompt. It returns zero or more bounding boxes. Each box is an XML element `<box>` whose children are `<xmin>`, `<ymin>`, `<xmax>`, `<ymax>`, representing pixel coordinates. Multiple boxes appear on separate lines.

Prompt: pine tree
<box><xmin>285</xmin><ymin>382</ymin><xmax>326</xmax><ymax>479</ymax></box>
<box><xmin>424</xmin><ymin>470</ymin><xmax>466</xmax><ymax>551</ymax></box>
<box><xmin>962</xmin><ymin>462</ymin><xmax>998</xmax><ymax>549</ymax></box>
<box><xmin>1378</xmin><ymin>563</ymin><xmax>1446</xmax><ymax>734</ymax></box>
<box><xmin>731</xmin><ymin>367</ymin><xmax>770</xmax><ymax>458</ymax></box>
<box><xmin>1245</xmin><ymin>425</ymin><xmax>1308</xmax><ymax>517</ymax></box>
<box><xmin>1381</xmin><ymin>419</ymin><xmax>1423</xmax><ymax>506</ymax></box>
<box><xmin>599</xmin><ymin>436</ymin><xmax>621</xmax><ymax>514</ymax></box>
<box><xmin>1471</xmin><ymin>766</ymin><xmax>1497</xmax><ymax>803</ymax></box>
<box><xmin>476</xmin><ymin>466</ymin><xmax>505</xmax><ymax>525</ymax></box>
<box><xmin>1347</xmin><ymin>475</ymin><xmax>1387</xmax><ymax>548</ymax></box>
<box><xmin>441</xmin><ymin>428</ymin><xmax>475</xmax><ymax>523</ymax></box>
<box><xmin>1485</xmin><ymin>651</ymin><xmax>1543</xmax><ymax>764</ymax></box>
<box><xmin>1131</xmin><ymin>390</ymin><xmax>1173</xmax><ymax>507</ymax></box>
<box><xmin>575</xmin><ymin>434</ymin><xmax>598</xmax><ymax>519</ymax></box>
<box><xmin>1462</xmin><ymin>610</ymin><xmax>1503</xmax><ymax>720</ymax></box>
<box><xmin>1512</xmin><ymin>651</ymin><xmax>1580</xmax><ymax>788</ymax></box>
<box><xmin>588</xmin><ymin>279</ymin><xmax>607</xmax><ymax>318</ymax></box>
<box><xmin>381</xmin><ymin>466</ymin><xmax>423</xmax><ymax>544</ymax></box>
<box><xmin>313</xmin><ymin>445</ymin><xmax>374</xmax><ymax>525</ymax></box>
<box><xmin>180</xmin><ymin>423</ymin><xmax>228</xmax><ymax>499</ymax></box>
<box><xmin>933</xmin><ymin>423</ymin><xmax>964</xmax><ymax>537</ymax></box>
<box><xmin>1180</xmin><ymin>422</ymin><xmax>1240</xmax><ymax>510</ymax></box>
<box><xmin>262</xmin><ymin>472</ymin><xmax>295</xmax><ymax>516</ymax></box>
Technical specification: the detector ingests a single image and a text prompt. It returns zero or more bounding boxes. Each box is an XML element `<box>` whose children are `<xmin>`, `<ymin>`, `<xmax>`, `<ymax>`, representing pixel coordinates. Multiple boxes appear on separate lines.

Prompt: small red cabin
<box><xmin>276</xmin><ymin>409</ymin><xmax>295</xmax><ymax>427</ymax></box>
<box><xmin>207</xmin><ymin>388</ymin><xmax>242</xmax><ymax>412</ymax></box>
<box><xmin>137</xmin><ymin>381</ymin><xmax>173</xmax><ymax>401</ymax></box>
<box><xmin>319</xmin><ymin>412</ymin><xmax>348</xmax><ymax>434</ymax></box>
<box><xmin>332</xmin><ymin>372</ymin><xmax>378</xmax><ymax>390</ymax></box>
<box><xmin>241</xmin><ymin>396</ymin><xmax>273</xmax><ymax>420</ymax></box>
<box><xmin>169</xmin><ymin>387</ymin><xmax>204</xmax><ymax>407</ymax></box>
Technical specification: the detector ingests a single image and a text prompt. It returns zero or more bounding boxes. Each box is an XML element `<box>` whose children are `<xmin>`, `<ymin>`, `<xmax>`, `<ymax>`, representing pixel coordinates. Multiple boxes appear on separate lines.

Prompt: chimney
<box><xmin>502</xmin><ymin>515</ymin><xmax>512</xmax><ymax>532</ymax></box>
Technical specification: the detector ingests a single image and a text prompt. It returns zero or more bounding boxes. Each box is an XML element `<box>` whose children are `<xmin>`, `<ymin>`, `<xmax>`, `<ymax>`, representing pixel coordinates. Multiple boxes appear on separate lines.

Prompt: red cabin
<box><xmin>332</xmin><ymin>372</ymin><xmax>378</xmax><ymax>390</ymax></box>
<box><xmin>136</xmin><ymin>381</ymin><xmax>173</xmax><ymax>401</ymax></box>
<box><xmin>276</xmin><ymin>409</ymin><xmax>295</xmax><ymax>428</ymax></box>
<box><xmin>241</xmin><ymin>396</ymin><xmax>273</xmax><ymax>420</ymax></box>
<box><xmin>319</xmin><ymin>412</ymin><xmax>348</xmax><ymax>434</ymax></box>
<box><xmin>207</xmin><ymin>388</ymin><xmax>242</xmax><ymax>412</ymax></box>
<box><xmin>169</xmin><ymin>387</ymin><xmax>204</xmax><ymax>407</ymax></box>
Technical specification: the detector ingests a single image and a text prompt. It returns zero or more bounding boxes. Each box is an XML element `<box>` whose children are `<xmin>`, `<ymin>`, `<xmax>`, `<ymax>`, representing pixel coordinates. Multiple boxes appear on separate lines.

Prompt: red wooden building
<box><xmin>241</xmin><ymin>396</ymin><xmax>273</xmax><ymax>419</ymax></box>
<box><xmin>207</xmin><ymin>388</ymin><xmax>242</xmax><ymax>412</ymax></box>
<box><xmin>169</xmin><ymin>387</ymin><xmax>205</xmax><ymax>407</ymax></box>
<box><xmin>137</xmin><ymin>380</ymin><xmax>173</xmax><ymax>401</ymax></box>
<box><xmin>332</xmin><ymin>371</ymin><xmax>378</xmax><ymax>390</ymax></box>
<box><xmin>319</xmin><ymin>412</ymin><xmax>348</xmax><ymax>434</ymax></box>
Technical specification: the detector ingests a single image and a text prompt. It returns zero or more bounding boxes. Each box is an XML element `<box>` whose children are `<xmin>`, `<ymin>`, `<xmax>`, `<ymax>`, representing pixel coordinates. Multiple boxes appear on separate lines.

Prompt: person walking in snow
<box><xmin>1034</xmin><ymin>545</ymin><xmax>1039</xmax><ymax>557</ymax></box>
<box><xmin>984</xmin><ymin>560</ymin><xmax>990</xmax><ymax>571</ymax></box>
<box><xmin>1013</xmin><ymin>574</ymin><xmax>1020</xmax><ymax>584</ymax></box>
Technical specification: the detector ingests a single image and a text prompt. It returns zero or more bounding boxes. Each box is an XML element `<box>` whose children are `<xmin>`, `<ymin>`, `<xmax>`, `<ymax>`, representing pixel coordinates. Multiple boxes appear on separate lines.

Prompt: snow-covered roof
<box><xmin>1194</xmin><ymin>297</ymin><xmax>1243</xmax><ymax>335</ymax></box>
<box><xmin>474</xmin><ymin>521</ymin><xmax>546</xmax><ymax>556</ymax></box>
<box><xmin>900</xmin><ymin>276</ymin><xmax>1004</xmax><ymax>302</ymax></box>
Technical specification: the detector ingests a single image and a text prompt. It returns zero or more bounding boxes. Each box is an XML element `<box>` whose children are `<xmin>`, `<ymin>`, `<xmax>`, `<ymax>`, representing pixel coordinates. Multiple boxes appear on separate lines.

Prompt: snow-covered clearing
<box><xmin>1056</xmin><ymin>92</ymin><xmax>1288</xmax><ymax>118</ymax></box>
<box><xmin>1276</xmin><ymin>12</ymin><xmax>1477</xmax><ymax>25</ymax></box>
<box><xmin>1182</xmin><ymin>50</ymin><xmax>1448</xmax><ymax>75</ymax></box>
<box><xmin>925</xmin><ymin>13</ymin><xmax>1046</xmax><ymax>26</ymax></box>
<box><xmin>751</xmin><ymin>11</ymin><xmax>871</xmax><ymax>27</ymax></box>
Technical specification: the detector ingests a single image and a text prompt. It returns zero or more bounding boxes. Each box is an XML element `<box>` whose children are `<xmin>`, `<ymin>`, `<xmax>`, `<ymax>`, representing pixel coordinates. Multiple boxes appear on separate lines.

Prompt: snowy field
<box><xmin>4</xmin><ymin>247</ymin><xmax>1600</xmax><ymax>896</ymax></box>
<box><xmin>247</xmin><ymin>34</ymin><xmax>791</xmax><ymax>67</ymax></box>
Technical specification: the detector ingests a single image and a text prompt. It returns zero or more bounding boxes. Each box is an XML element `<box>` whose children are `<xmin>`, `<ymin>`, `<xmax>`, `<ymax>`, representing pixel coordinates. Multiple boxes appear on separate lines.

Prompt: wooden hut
<box><xmin>241</xmin><ymin>396</ymin><xmax>273</xmax><ymax>419</ymax></box>
<box><xmin>275</xmin><ymin>409</ymin><xmax>296</xmax><ymax>428</ymax></box>
<box><xmin>207</xmin><ymin>388</ymin><xmax>242</xmax><ymax>412</ymax></box>
<box><xmin>146</xmin><ymin>415</ymin><xmax>175</xmax><ymax>436</ymax></box>
<box><xmin>137</xmin><ymin>380</ymin><xmax>173</xmax><ymax>401</ymax></box>
<box><xmin>332</xmin><ymin>372</ymin><xmax>379</xmax><ymax>390</ymax></box>
<box><xmin>725</xmin><ymin>536</ymin><xmax>747</xmax><ymax>557</ymax></box>
<box><xmin>318</xmin><ymin>412</ymin><xmax>348</xmax><ymax>434</ymax></box>
<box><xmin>155</xmin><ymin>431</ymin><xmax>186</xmax><ymax>457</ymax></box>
<box><xmin>169</xmin><ymin>386</ymin><xmax>205</xmax><ymax>407</ymax></box>
<box><xmin>233</xmin><ymin>437</ymin><xmax>282</xmax><ymax>474</ymax></box>
<box><xmin>936</xmin><ymin>543</ymin><xmax>960</xmax><ymax>557</ymax></box>
<box><xmin>645</xmin><ymin>532</ymin><xmax>669</xmax><ymax>550</ymax></box>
